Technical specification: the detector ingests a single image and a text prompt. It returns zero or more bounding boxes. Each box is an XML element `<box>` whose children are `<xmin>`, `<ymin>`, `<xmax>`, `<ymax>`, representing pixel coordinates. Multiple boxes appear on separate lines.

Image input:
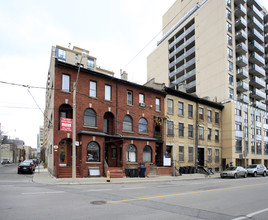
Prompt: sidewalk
<box><xmin>33</xmin><ymin>165</ymin><xmax>220</xmax><ymax>185</ymax></box>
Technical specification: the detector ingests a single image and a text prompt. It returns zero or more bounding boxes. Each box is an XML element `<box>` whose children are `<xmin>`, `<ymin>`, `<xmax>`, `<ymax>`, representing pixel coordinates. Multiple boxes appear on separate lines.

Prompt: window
<box><xmin>167</xmin><ymin>99</ymin><xmax>174</xmax><ymax>114</ymax></box>
<box><xmin>228</xmin><ymin>74</ymin><xmax>233</xmax><ymax>85</ymax></box>
<box><xmin>188</xmin><ymin>104</ymin><xmax>193</xmax><ymax>118</ymax></box>
<box><xmin>227</xmin><ymin>48</ymin><xmax>233</xmax><ymax>59</ymax></box>
<box><xmin>156</xmin><ymin>98</ymin><xmax>160</xmax><ymax>111</ymax></box>
<box><xmin>236</xmin><ymin>138</ymin><xmax>242</xmax><ymax>153</ymax></box>
<box><xmin>228</xmin><ymin>60</ymin><xmax>233</xmax><ymax>72</ymax></box>
<box><xmin>215</xmin><ymin>129</ymin><xmax>219</xmax><ymax>142</ymax></box>
<box><xmin>89</xmin><ymin>81</ymin><xmax>97</xmax><ymax>97</ymax></box>
<box><xmin>251</xmin><ymin>141</ymin><xmax>255</xmax><ymax>154</ymax></box>
<box><xmin>75</xmin><ymin>54</ymin><xmax>78</xmax><ymax>60</ymax></box>
<box><xmin>138</xmin><ymin>118</ymin><xmax>148</xmax><ymax>133</ymax></box>
<box><xmin>207</xmin><ymin>110</ymin><xmax>212</xmax><ymax>122</ymax></box>
<box><xmin>188</xmin><ymin>124</ymin><xmax>193</xmax><ymax>138</ymax></box>
<box><xmin>208</xmin><ymin>128</ymin><xmax>212</xmax><ymax>141</ymax></box>
<box><xmin>257</xmin><ymin>141</ymin><xmax>262</xmax><ymax>154</ymax></box>
<box><xmin>139</xmin><ymin>93</ymin><xmax>145</xmax><ymax>105</ymax></box>
<box><xmin>105</xmin><ymin>85</ymin><xmax>111</xmax><ymax>101</ymax></box>
<box><xmin>87</xmin><ymin>141</ymin><xmax>100</xmax><ymax>162</ymax></box>
<box><xmin>179</xmin><ymin>146</ymin><xmax>184</xmax><ymax>162</ymax></box>
<box><xmin>207</xmin><ymin>148</ymin><xmax>212</xmax><ymax>163</ymax></box>
<box><xmin>226</xmin><ymin>8</ymin><xmax>232</xmax><ymax>20</ymax></box>
<box><xmin>235</xmin><ymin>108</ymin><xmax>241</xmax><ymax>116</ymax></box>
<box><xmin>229</xmin><ymin>87</ymin><xmax>234</xmax><ymax>99</ymax></box>
<box><xmin>227</xmin><ymin>35</ymin><xmax>232</xmax><ymax>46</ymax></box>
<box><xmin>57</xmin><ymin>48</ymin><xmax>66</xmax><ymax>61</ymax></box>
<box><xmin>123</xmin><ymin>115</ymin><xmax>133</xmax><ymax>132</ymax></box>
<box><xmin>143</xmin><ymin>146</ymin><xmax>152</xmax><ymax>162</ymax></box>
<box><xmin>179</xmin><ymin>123</ymin><xmax>184</xmax><ymax>137</ymax></box>
<box><xmin>168</xmin><ymin>121</ymin><xmax>174</xmax><ymax>136</ymax></box>
<box><xmin>87</xmin><ymin>58</ymin><xmax>94</xmax><ymax>68</ymax></box>
<box><xmin>126</xmin><ymin>145</ymin><xmax>137</xmax><ymax>162</ymax></box>
<box><xmin>199</xmin><ymin>107</ymin><xmax>204</xmax><ymax>120</ymax></box>
<box><xmin>235</xmin><ymin>122</ymin><xmax>242</xmax><ymax>131</ymax></box>
<box><xmin>215</xmin><ymin>149</ymin><xmax>219</xmax><ymax>163</ymax></box>
<box><xmin>84</xmin><ymin>108</ymin><xmax>96</xmax><ymax>127</ymax></box>
<box><xmin>188</xmin><ymin>146</ymin><xmax>193</xmax><ymax>162</ymax></box>
<box><xmin>62</xmin><ymin>74</ymin><xmax>70</xmax><ymax>92</ymax></box>
<box><xmin>226</xmin><ymin>0</ymin><xmax>231</xmax><ymax>8</ymax></box>
<box><xmin>264</xmin><ymin>142</ymin><xmax>268</xmax><ymax>155</ymax></box>
<box><xmin>256</xmin><ymin>127</ymin><xmax>261</xmax><ymax>135</ymax></box>
<box><xmin>127</xmin><ymin>90</ymin><xmax>133</xmax><ymax>105</ymax></box>
<box><xmin>199</xmin><ymin>127</ymin><xmax>204</xmax><ymax>140</ymax></box>
<box><xmin>178</xmin><ymin>102</ymin><xmax>184</xmax><ymax>116</ymax></box>
<box><xmin>226</xmin><ymin>21</ymin><xmax>232</xmax><ymax>33</ymax></box>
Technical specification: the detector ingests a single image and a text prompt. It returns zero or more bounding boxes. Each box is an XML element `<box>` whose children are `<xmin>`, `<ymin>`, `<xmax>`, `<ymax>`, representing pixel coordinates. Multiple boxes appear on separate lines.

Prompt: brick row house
<box><xmin>44</xmin><ymin>46</ymin><xmax>165</xmax><ymax>178</ymax></box>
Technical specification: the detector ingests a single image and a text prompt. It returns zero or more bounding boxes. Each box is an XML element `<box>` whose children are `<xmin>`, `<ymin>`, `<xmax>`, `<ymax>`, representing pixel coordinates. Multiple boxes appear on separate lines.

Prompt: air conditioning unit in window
<box><xmin>139</xmin><ymin>103</ymin><xmax>145</xmax><ymax>108</ymax></box>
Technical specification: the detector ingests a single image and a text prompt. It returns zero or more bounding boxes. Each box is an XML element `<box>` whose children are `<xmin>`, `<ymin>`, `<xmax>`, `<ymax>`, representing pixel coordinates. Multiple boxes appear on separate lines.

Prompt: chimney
<box><xmin>120</xmin><ymin>69</ymin><xmax>128</xmax><ymax>81</ymax></box>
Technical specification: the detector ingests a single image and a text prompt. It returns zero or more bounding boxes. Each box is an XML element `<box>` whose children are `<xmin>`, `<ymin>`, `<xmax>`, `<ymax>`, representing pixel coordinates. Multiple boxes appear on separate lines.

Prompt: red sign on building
<box><xmin>60</xmin><ymin>118</ymin><xmax>72</xmax><ymax>131</ymax></box>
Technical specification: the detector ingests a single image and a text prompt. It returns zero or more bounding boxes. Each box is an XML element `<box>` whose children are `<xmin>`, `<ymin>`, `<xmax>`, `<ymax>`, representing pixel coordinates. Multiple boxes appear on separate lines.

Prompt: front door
<box><xmin>198</xmin><ymin>148</ymin><xmax>204</xmax><ymax>166</ymax></box>
<box><xmin>59</xmin><ymin>145</ymin><xmax>67</xmax><ymax>166</ymax></box>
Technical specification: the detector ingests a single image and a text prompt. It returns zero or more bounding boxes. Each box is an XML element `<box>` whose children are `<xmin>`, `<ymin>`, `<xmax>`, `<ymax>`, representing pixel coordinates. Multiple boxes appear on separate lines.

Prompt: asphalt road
<box><xmin>1</xmin><ymin>164</ymin><xmax>268</xmax><ymax>220</ymax></box>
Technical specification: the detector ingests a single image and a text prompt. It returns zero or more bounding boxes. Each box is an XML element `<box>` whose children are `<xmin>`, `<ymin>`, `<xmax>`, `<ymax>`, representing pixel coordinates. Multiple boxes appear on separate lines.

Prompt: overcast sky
<box><xmin>1</xmin><ymin>0</ymin><xmax>268</xmax><ymax>149</ymax></box>
<box><xmin>0</xmin><ymin>0</ymin><xmax>175</xmax><ymax>148</ymax></box>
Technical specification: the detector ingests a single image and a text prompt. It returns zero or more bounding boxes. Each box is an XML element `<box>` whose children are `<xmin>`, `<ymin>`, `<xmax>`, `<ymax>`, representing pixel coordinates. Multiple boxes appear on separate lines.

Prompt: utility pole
<box><xmin>72</xmin><ymin>51</ymin><xmax>87</xmax><ymax>181</ymax></box>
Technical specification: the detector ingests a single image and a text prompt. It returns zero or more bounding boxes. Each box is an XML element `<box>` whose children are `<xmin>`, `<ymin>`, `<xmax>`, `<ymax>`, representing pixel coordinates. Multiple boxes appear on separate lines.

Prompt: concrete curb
<box><xmin>32</xmin><ymin>166</ymin><xmax>220</xmax><ymax>185</ymax></box>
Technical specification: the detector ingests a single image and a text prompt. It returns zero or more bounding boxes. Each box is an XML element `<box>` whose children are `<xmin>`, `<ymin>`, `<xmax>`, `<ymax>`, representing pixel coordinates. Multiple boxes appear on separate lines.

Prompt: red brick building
<box><xmin>45</xmin><ymin>47</ymin><xmax>165</xmax><ymax>178</ymax></box>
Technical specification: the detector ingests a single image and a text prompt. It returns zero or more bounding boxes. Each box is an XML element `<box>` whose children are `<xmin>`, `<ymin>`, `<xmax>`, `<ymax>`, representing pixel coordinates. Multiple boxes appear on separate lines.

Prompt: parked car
<box><xmin>220</xmin><ymin>166</ymin><xmax>248</xmax><ymax>179</ymax></box>
<box><xmin>246</xmin><ymin>164</ymin><xmax>267</xmax><ymax>177</ymax></box>
<box><xmin>23</xmin><ymin>159</ymin><xmax>35</xmax><ymax>171</ymax></box>
<box><xmin>1</xmin><ymin>159</ymin><xmax>10</xmax><ymax>164</ymax></box>
<box><xmin>18</xmin><ymin>162</ymin><xmax>34</xmax><ymax>174</ymax></box>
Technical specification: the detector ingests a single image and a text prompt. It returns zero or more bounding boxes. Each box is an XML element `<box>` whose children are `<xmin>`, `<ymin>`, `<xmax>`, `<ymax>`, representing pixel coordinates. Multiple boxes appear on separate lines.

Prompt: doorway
<box><xmin>198</xmin><ymin>148</ymin><xmax>204</xmax><ymax>166</ymax></box>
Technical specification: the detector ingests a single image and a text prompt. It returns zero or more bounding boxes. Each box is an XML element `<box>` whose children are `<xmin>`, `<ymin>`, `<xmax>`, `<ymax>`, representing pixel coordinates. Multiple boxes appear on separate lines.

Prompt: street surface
<box><xmin>1</xmin><ymin>164</ymin><xmax>268</xmax><ymax>220</ymax></box>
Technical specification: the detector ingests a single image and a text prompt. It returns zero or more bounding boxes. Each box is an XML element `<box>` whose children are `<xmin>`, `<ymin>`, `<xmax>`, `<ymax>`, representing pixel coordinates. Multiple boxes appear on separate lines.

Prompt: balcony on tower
<box><xmin>235</xmin><ymin>17</ymin><xmax>247</xmax><ymax>30</ymax></box>
<box><xmin>237</xmin><ymin>93</ymin><xmax>249</xmax><ymax>104</ymax></box>
<box><xmin>247</xmin><ymin>0</ymin><xmax>263</xmax><ymax>11</ymax></box>
<box><xmin>254</xmin><ymin>100</ymin><xmax>266</xmax><ymax>111</ymax></box>
<box><xmin>247</xmin><ymin>5</ymin><xmax>264</xmax><ymax>22</ymax></box>
<box><xmin>237</xmin><ymin>81</ymin><xmax>249</xmax><ymax>92</ymax></box>
<box><xmin>235</xmin><ymin>0</ymin><xmax>246</xmax><ymax>5</ymax></box>
<box><xmin>249</xmin><ymin>29</ymin><xmax>264</xmax><ymax>44</ymax></box>
<box><xmin>236</xmin><ymin>42</ymin><xmax>247</xmax><ymax>55</ymax></box>
<box><xmin>250</xmin><ymin>88</ymin><xmax>266</xmax><ymax>100</ymax></box>
<box><xmin>236</xmin><ymin>55</ymin><xmax>248</xmax><ymax>67</ymax></box>
<box><xmin>249</xmin><ymin>64</ymin><xmax>265</xmax><ymax>77</ymax></box>
<box><xmin>250</xmin><ymin>76</ymin><xmax>265</xmax><ymax>89</ymax></box>
<box><xmin>249</xmin><ymin>52</ymin><xmax>265</xmax><ymax>67</ymax></box>
<box><xmin>235</xmin><ymin>30</ymin><xmax>247</xmax><ymax>42</ymax></box>
<box><xmin>235</xmin><ymin>4</ymin><xmax>246</xmax><ymax>17</ymax></box>
<box><xmin>248</xmin><ymin>17</ymin><xmax>264</xmax><ymax>33</ymax></box>
<box><xmin>249</xmin><ymin>40</ymin><xmax>264</xmax><ymax>55</ymax></box>
<box><xmin>236</xmin><ymin>68</ymin><xmax>248</xmax><ymax>80</ymax></box>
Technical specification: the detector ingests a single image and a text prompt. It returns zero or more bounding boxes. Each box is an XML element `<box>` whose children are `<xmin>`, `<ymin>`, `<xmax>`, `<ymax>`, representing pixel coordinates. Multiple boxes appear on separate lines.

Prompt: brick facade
<box><xmin>51</xmin><ymin>61</ymin><xmax>165</xmax><ymax>177</ymax></box>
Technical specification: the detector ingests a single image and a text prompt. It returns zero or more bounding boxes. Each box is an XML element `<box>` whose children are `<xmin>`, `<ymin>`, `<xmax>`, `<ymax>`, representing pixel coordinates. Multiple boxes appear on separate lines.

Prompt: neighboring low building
<box><xmin>164</xmin><ymin>88</ymin><xmax>224</xmax><ymax>173</ymax></box>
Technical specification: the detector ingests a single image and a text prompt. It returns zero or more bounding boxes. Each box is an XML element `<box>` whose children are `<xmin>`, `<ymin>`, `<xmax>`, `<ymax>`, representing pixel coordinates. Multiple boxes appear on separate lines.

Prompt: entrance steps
<box><xmin>58</xmin><ymin>166</ymin><xmax>82</xmax><ymax>178</ymax></box>
<box><xmin>148</xmin><ymin>166</ymin><xmax>157</xmax><ymax>177</ymax></box>
<box><xmin>108</xmin><ymin>167</ymin><xmax>125</xmax><ymax>178</ymax></box>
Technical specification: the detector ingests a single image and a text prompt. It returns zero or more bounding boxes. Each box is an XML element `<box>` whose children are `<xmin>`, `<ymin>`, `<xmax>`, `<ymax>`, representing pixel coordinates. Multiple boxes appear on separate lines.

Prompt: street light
<box><xmin>72</xmin><ymin>50</ymin><xmax>87</xmax><ymax>181</ymax></box>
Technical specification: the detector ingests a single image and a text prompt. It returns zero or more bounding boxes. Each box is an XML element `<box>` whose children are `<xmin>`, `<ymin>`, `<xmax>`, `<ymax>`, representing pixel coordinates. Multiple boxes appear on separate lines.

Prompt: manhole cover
<box><xmin>91</xmin><ymin>201</ymin><xmax>107</xmax><ymax>205</ymax></box>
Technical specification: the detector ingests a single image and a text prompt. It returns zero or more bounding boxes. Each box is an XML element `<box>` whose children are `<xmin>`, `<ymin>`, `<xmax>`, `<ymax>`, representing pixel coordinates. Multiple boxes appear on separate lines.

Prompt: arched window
<box><xmin>84</xmin><ymin>108</ymin><xmax>96</xmax><ymax>127</ymax></box>
<box><xmin>143</xmin><ymin>145</ymin><xmax>152</xmax><ymax>162</ymax></box>
<box><xmin>126</xmin><ymin>145</ymin><xmax>137</xmax><ymax>162</ymax></box>
<box><xmin>123</xmin><ymin>115</ymin><xmax>133</xmax><ymax>132</ymax></box>
<box><xmin>87</xmin><ymin>141</ymin><xmax>100</xmax><ymax>162</ymax></box>
<box><xmin>139</xmin><ymin>118</ymin><xmax>148</xmax><ymax>133</ymax></box>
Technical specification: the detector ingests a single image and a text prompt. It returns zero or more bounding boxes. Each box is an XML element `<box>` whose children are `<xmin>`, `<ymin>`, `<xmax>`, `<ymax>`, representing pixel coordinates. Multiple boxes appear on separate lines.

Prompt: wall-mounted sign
<box><xmin>163</xmin><ymin>155</ymin><xmax>171</xmax><ymax>166</ymax></box>
<box><xmin>60</xmin><ymin>118</ymin><xmax>72</xmax><ymax>131</ymax></box>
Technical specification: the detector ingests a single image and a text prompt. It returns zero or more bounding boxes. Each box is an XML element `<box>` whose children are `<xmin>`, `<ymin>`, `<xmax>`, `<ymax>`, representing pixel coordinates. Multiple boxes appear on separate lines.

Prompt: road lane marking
<box><xmin>232</xmin><ymin>208</ymin><xmax>268</xmax><ymax>220</ymax></box>
<box><xmin>86</xmin><ymin>189</ymin><xmax>112</xmax><ymax>192</ymax></box>
<box><xmin>107</xmin><ymin>182</ymin><xmax>268</xmax><ymax>204</ymax></box>
<box><xmin>22</xmin><ymin>191</ymin><xmax>65</xmax><ymax>195</ymax></box>
<box><xmin>120</xmin><ymin>187</ymin><xmax>145</xmax><ymax>190</ymax></box>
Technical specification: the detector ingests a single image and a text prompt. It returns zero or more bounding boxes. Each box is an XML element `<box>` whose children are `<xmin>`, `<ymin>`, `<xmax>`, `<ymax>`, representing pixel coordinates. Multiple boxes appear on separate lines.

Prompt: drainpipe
<box><xmin>116</xmin><ymin>81</ymin><xmax>118</xmax><ymax>135</ymax></box>
<box><xmin>195</xmin><ymin>102</ymin><xmax>199</xmax><ymax>172</ymax></box>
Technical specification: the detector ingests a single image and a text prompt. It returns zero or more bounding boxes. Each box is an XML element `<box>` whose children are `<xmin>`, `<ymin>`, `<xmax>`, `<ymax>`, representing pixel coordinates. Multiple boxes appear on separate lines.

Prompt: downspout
<box><xmin>195</xmin><ymin>102</ymin><xmax>199</xmax><ymax>172</ymax></box>
<box><xmin>116</xmin><ymin>81</ymin><xmax>118</xmax><ymax>135</ymax></box>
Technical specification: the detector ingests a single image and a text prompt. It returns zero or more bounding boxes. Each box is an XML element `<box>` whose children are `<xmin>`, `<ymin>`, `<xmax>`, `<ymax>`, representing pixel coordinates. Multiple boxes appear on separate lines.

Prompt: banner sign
<box><xmin>60</xmin><ymin>118</ymin><xmax>72</xmax><ymax>131</ymax></box>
